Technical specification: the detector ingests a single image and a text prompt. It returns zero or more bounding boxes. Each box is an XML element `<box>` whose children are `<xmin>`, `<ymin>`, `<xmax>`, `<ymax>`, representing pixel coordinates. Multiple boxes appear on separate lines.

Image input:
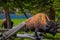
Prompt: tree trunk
<box><xmin>23</xmin><ymin>12</ymin><xmax>29</xmax><ymax>19</ymax></box>
<box><xmin>4</xmin><ymin>2</ymin><xmax>12</xmax><ymax>40</ymax></box>
<box><xmin>21</xmin><ymin>9</ymin><xmax>29</xmax><ymax>19</ymax></box>
<box><xmin>49</xmin><ymin>6</ymin><xmax>55</xmax><ymax>20</ymax></box>
<box><xmin>4</xmin><ymin>0</ymin><xmax>11</xmax><ymax>29</ymax></box>
<box><xmin>4</xmin><ymin>5</ymin><xmax>11</xmax><ymax>29</ymax></box>
<box><xmin>4</xmin><ymin>0</ymin><xmax>12</xmax><ymax>40</ymax></box>
<box><xmin>18</xmin><ymin>5</ymin><xmax>29</xmax><ymax>19</ymax></box>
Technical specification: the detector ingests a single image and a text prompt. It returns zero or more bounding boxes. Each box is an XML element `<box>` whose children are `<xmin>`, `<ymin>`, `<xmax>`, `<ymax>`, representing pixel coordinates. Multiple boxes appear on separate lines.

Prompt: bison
<box><xmin>2</xmin><ymin>18</ymin><xmax>13</xmax><ymax>29</ymax></box>
<box><xmin>25</xmin><ymin>13</ymin><xmax>57</xmax><ymax>37</ymax></box>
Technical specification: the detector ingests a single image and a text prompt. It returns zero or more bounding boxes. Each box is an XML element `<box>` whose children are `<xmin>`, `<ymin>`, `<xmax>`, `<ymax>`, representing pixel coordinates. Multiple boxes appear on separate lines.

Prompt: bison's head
<box><xmin>46</xmin><ymin>20</ymin><xmax>57</xmax><ymax>36</ymax></box>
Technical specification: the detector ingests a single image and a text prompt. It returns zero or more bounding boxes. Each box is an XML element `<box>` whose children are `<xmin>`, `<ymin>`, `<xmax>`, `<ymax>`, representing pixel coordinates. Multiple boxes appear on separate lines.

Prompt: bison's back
<box><xmin>26</xmin><ymin>13</ymin><xmax>50</xmax><ymax>30</ymax></box>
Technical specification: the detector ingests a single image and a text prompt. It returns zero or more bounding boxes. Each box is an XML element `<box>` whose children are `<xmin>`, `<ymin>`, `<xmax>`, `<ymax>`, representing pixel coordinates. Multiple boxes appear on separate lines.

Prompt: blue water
<box><xmin>0</xmin><ymin>13</ymin><xmax>31</xmax><ymax>19</ymax></box>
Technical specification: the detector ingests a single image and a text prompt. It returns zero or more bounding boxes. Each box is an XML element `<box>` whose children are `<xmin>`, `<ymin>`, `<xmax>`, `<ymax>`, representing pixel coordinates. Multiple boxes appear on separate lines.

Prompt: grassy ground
<box><xmin>11</xmin><ymin>18</ymin><xmax>26</xmax><ymax>26</ymax></box>
<box><xmin>0</xmin><ymin>18</ymin><xmax>26</xmax><ymax>28</ymax></box>
<box><xmin>0</xmin><ymin>18</ymin><xmax>60</xmax><ymax>40</ymax></box>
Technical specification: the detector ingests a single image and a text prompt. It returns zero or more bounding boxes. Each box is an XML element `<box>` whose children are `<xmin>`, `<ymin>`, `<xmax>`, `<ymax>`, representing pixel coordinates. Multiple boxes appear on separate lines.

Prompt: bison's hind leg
<box><xmin>23</xmin><ymin>26</ymin><xmax>29</xmax><ymax>33</ymax></box>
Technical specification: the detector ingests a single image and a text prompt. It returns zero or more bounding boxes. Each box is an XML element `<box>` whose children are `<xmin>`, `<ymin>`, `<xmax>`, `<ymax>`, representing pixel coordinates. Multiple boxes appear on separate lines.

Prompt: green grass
<box><xmin>0</xmin><ymin>18</ymin><xmax>26</xmax><ymax>27</ymax></box>
<box><xmin>0</xmin><ymin>18</ymin><xmax>60</xmax><ymax>40</ymax></box>
<box><xmin>11</xmin><ymin>18</ymin><xmax>26</xmax><ymax>26</ymax></box>
<box><xmin>0</xmin><ymin>20</ymin><xmax>2</xmax><ymax>28</ymax></box>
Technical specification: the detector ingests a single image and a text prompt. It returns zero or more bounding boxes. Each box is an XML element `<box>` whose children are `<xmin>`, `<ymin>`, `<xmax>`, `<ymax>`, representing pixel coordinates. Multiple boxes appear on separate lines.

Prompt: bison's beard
<box><xmin>48</xmin><ymin>28</ymin><xmax>57</xmax><ymax>36</ymax></box>
<box><xmin>46</xmin><ymin>20</ymin><xmax>57</xmax><ymax>36</ymax></box>
<box><xmin>44</xmin><ymin>24</ymin><xmax>57</xmax><ymax>36</ymax></box>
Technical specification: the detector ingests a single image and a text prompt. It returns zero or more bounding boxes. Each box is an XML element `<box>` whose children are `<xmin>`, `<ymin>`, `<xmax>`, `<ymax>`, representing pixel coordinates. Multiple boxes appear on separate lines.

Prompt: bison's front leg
<box><xmin>24</xmin><ymin>26</ymin><xmax>29</xmax><ymax>33</ymax></box>
<box><xmin>34</xmin><ymin>29</ymin><xmax>45</xmax><ymax>40</ymax></box>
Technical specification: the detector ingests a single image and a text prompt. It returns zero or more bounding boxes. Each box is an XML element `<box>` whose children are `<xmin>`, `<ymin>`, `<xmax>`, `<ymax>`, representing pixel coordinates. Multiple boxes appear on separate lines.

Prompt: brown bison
<box><xmin>25</xmin><ymin>13</ymin><xmax>57</xmax><ymax>36</ymax></box>
<box><xmin>2</xmin><ymin>18</ymin><xmax>13</xmax><ymax>29</ymax></box>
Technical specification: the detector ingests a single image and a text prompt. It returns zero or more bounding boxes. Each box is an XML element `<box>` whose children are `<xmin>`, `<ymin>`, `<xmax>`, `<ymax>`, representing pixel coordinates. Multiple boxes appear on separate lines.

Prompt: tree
<box><xmin>0</xmin><ymin>0</ymin><xmax>12</xmax><ymax>29</ymax></box>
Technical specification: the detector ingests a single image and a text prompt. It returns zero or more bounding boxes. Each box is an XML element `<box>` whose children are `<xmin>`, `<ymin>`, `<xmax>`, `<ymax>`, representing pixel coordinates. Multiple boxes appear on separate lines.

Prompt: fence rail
<box><xmin>0</xmin><ymin>22</ymin><xmax>25</xmax><ymax>40</ymax></box>
<box><xmin>16</xmin><ymin>34</ymin><xmax>60</xmax><ymax>39</ymax></box>
<box><xmin>0</xmin><ymin>22</ymin><xmax>60</xmax><ymax>40</ymax></box>
<box><xmin>0</xmin><ymin>29</ymin><xmax>60</xmax><ymax>33</ymax></box>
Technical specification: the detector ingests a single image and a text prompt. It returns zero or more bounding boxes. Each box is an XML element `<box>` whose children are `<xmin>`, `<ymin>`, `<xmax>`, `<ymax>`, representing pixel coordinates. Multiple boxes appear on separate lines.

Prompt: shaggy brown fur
<box><xmin>2</xmin><ymin>19</ymin><xmax>13</xmax><ymax>29</ymax></box>
<box><xmin>25</xmin><ymin>13</ymin><xmax>57</xmax><ymax>37</ymax></box>
<box><xmin>25</xmin><ymin>13</ymin><xmax>50</xmax><ymax>31</ymax></box>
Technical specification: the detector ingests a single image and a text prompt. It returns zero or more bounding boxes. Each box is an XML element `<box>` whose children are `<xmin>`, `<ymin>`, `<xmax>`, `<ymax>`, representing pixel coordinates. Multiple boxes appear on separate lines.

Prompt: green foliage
<box><xmin>0</xmin><ymin>0</ymin><xmax>58</xmax><ymax>15</ymax></box>
<box><xmin>0</xmin><ymin>0</ymin><xmax>60</xmax><ymax>19</ymax></box>
<box><xmin>53</xmin><ymin>0</ymin><xmax>60</xmax><ymax>20</ymax></box>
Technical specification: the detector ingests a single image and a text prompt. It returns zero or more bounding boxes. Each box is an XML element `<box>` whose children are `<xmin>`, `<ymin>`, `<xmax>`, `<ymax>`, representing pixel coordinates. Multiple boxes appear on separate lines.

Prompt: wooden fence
<box><xmin>0</xmin><ymin>22</ymin><xmax>60</xmax><ymax>40</ymax></box>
